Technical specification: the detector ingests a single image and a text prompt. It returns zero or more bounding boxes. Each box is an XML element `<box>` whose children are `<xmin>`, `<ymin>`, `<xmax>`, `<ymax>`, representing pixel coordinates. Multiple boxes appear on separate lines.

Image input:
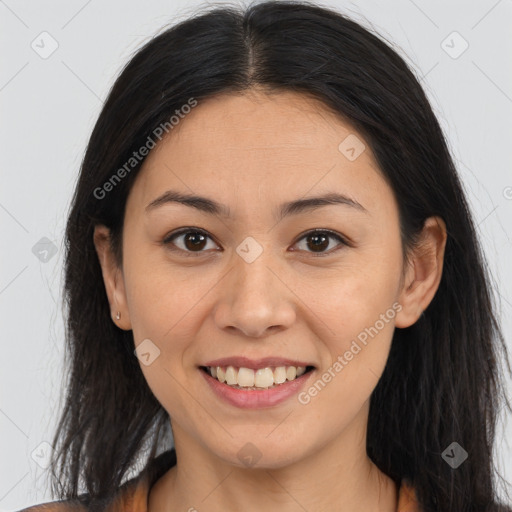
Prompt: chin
<box><xmin>207</xmin><ymin>436</ymin><xmax>309</xmax><ymax>470</ymax></box>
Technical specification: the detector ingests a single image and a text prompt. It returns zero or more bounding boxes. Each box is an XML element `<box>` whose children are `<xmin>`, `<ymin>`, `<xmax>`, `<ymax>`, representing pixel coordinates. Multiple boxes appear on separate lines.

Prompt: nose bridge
<box><xmin>235</xmin><ymin>243</ymin><xmax>274</xmax><ymax>295</ymax></box>
<box><xmin>214</xmin><ymin>235</ymin><xmax>296</xmax><ymax>337</ymax></box>
<box><xmin>232</xmin><ymin>234</ymin><xmax>280</xmax><ymax>307</ymax></box>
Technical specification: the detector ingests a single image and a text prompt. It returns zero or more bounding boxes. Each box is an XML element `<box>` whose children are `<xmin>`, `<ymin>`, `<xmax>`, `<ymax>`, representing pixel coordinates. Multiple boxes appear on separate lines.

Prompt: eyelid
<box><xmin>162</xmin><ymin>227</ymin><xmax>351</xmax><ymax>256</ymax></box>
<box><xmin>162</xmin><ymin>227</ymin><xmax>219</xmax><ymax>256</ymax></box>
<box><xmin>292</xmin><ymin>228</ymin><xmax>352</xmax><ymax>253</ymax></box>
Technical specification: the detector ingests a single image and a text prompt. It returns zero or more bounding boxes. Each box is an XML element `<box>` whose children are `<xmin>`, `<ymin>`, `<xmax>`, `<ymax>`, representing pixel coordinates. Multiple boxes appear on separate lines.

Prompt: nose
<box><xmin>213</xmin><ymin>246</ymin><xmax>297</xmax><ymax>339</ymax></box>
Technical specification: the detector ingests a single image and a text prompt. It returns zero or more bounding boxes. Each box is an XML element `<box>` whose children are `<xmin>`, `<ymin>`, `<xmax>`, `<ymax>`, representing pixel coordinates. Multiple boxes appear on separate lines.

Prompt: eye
<box><xmin>163</xmin><ymin>227</ymin><xmax>349</xmax><ymax>257</ymax></box>
<box><xmin>163</xmin><ymin>228</ymin><xmax>219</xmax><ymax>256</ymax></box>
<box><xmin>292</xmin><ymin>229</ymin><xmax>349</xmax><ymax>256</ymax></box>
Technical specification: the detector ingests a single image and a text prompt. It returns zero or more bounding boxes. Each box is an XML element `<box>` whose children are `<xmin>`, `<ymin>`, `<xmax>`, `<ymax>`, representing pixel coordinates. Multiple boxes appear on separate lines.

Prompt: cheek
<box><xmin>312</xmin><ymin>250</ymin><xmax>401</xmax><ymax>338</ymax></box>
<box><xmin>122</xmin><ymin>248</ymin><xmax>218</xmax><ymax>407</ymax></box>
<box><xmin>298</xmin><ymin>277</ymin><xmax>398</xmax><ymax>430</ymax></box>
<box><xmin>122</xmin><ymin>242</ymin><xmax>205</xmax><ymax>338</ymax></box>
<box><xmin>318</xmin><ymin>286</ymin><xmax>397</xmax><ymax>399</ymax></box>
<box><xmin>126</xmin><ymin>263</ymin><xmax>200</xmax><ymax>421</ymax></box>
<box><xmin>306</xmin><ymin>243</ymin><xmax>401</xmax><ymax>394</ymax></box>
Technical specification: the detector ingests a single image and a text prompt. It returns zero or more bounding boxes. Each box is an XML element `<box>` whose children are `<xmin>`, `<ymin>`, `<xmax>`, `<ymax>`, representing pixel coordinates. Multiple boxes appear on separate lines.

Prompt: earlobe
<box><xmin>93</xmin><ymin>224</ymin><xmax>132</xmax><ymax>330</ymax></box>
<box><xmin>395</xmin><ymin>216</ymin><xmax>447</xmax><ymax>328</ymax></box>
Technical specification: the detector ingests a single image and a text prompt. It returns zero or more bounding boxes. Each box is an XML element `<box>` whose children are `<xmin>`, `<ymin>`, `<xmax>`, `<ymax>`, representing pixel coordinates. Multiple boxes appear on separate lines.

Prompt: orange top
<box><xmin>17</xmin><ymin>449</ymin><xmax>420</xmax><ymax>511</ymax></box>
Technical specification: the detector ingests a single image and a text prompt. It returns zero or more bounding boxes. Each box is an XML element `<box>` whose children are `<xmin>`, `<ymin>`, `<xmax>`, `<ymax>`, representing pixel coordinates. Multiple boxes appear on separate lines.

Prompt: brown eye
<box><xmin>182</xmin><ymin>232</ymin><xmax>207</xmax><ymax>251</ymax></box>
<box><xmin>163</xmin><ymin>228</ymin><xmax>219</xmax><ymax>256</ymax></box>
<box><xmin>163</xmin><ymin>227</ymin><xmax>349</xmax><ymax>257</ymax></box>
<box><xmin>306</xmin><ymin>232</ymin><xmax>330</xmax><ymax>252</ymax></box>
<box><xmin>292</xmin><ymin>230</ymin><xmax>348</xmax><ymax>255</ymax></box>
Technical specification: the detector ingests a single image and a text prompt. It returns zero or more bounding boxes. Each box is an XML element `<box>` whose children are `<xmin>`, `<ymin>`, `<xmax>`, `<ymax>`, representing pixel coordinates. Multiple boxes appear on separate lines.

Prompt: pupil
<box><xmin>185</xmin><ymin>232</ymin><xmax>206</xmax><ymax>251</ymax></box>
<box><xmin>308</xmin><ymin>233</ymin><xmax>328</xmax><ymax>252</ymax></box>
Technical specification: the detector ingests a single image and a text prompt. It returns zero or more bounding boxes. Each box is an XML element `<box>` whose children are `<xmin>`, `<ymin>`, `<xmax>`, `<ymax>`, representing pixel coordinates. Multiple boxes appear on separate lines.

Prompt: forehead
<box><xmin>162</xmin><ymin>89</ymin><xmax>359</xmax><ymax>154</ymax></box>
<box><xmin>129</xmin><ymin>89</ymin><xmax>393</xmax><ymax>216</ymax></box>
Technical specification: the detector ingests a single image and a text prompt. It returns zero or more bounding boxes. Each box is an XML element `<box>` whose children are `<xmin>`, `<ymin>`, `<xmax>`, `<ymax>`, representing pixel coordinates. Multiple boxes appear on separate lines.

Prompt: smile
<box><xmin>199</xmin><ymin>364</ymin><xmax>316</xmax><ymax>409</ymax></box>
<box><xmin>201</xmin><ymin>365</ymin><xmax>314</xmax><ymax>389</ymax></box>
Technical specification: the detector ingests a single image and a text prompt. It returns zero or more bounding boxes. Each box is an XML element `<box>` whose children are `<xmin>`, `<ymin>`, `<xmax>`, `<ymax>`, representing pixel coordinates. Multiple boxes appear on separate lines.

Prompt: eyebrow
<box><xmin>145</xmin><ymin>189</ymin><xmax>368</xmax><ymax>220</ymax></box>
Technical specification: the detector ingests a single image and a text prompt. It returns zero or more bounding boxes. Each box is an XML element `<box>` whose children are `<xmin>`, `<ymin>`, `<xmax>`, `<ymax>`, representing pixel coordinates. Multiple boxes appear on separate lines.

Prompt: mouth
<box><xmin>199</xmin><ymin>364</ymin><xmax>316</xmax><ymax>390</ymax></box>
<box><xmin>198</xmin><ymin>356</ymin><xmax>317</xmax><ymax>408</ymax></box>
<box><xmin>199</xmin><ymin>363</ymin><xmax>316</xmax><ymax>408</ymax></box>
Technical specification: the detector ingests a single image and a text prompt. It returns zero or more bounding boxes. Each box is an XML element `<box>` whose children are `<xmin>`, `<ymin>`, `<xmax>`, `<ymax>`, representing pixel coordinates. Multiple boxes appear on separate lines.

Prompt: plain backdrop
<box><xmin>1</xmin><ymin>0</ymin><xmax>511</xmax><ymax>509</ymax></box>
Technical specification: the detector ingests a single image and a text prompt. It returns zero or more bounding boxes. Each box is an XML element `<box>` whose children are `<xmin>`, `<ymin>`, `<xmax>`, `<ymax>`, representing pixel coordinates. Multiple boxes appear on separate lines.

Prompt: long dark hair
<box><xmin>48</xmin><ymin>1</ymin><xmax>512</xmax><ymax>510</ymax></box>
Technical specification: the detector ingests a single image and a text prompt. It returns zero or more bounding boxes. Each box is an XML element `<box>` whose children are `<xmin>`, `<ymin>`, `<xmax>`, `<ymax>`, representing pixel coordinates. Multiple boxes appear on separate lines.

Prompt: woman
<box><xmin>19</xmin><ymin>1</ymin><xmax>512</xmax><ymax>511</ymax></box>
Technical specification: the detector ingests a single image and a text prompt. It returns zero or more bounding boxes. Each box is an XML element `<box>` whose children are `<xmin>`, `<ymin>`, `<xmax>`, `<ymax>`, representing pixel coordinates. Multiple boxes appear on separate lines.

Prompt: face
<box><xmin>95</xmin><ymin>89</ymin><xmax>441</xmax><ymax>469</ymax></box>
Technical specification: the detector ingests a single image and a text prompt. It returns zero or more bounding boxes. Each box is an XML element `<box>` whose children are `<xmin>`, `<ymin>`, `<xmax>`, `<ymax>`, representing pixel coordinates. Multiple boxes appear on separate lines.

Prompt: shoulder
<box><xmin>15</xmin><ymin>449</ymin><xmax>177</xmax><ymax>512</ymax></box>
<box><xmin>16</xmin><ymin>500</ymin><xmax>86</xmax><ymax>512</ymax></box>
<box><xmin>396</xmin><ymin>480</ymin><xmax>512</xmax><ymax>512</ymax></box>
<box><xmin>397</xmin><ymin>479</ymin><xmax>420</xmax><ymax>512</ymax></box>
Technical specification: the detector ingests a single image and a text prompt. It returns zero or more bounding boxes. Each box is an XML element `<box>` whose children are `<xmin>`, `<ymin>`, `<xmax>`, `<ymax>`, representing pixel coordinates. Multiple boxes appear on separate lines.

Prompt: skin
<box><xmin>94</xmin><ymin>88</ymin><xmax>447</xmax><ymax>512</ymax></box>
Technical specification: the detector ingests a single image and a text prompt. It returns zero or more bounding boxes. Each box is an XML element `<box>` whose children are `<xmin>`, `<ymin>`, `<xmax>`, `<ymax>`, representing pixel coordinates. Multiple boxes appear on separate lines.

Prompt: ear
<box><xmin>395</xmin><ymin>216</ymin><xmax>447</xmax><ymax>328</ymax></box>
<box><xmin>93</xmin><ymin>224</ymin><xmax>132</xmax><ymax>330</ymax></box>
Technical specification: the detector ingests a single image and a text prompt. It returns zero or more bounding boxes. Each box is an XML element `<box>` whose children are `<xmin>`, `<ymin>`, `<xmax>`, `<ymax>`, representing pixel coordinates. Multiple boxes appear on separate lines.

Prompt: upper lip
<box><xmin>201</xmin><ymin>356</ymin><xmax>315</xmax><ymax>370</ymax></box>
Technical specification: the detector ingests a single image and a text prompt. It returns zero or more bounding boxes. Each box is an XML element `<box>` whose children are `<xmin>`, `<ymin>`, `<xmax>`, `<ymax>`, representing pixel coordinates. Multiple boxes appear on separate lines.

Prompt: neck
<box><xmin>149</xmin><ymin>404</ymin><xmax>398</xmax><ymax>512</ymax></box>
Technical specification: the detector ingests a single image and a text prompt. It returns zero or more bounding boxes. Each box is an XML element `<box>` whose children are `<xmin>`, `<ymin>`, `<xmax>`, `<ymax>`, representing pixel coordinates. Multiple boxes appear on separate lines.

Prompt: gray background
<box><xmin>1</xmin><ymin>0</ymin><xmax>511</xmax><ymax>509</ymax></box>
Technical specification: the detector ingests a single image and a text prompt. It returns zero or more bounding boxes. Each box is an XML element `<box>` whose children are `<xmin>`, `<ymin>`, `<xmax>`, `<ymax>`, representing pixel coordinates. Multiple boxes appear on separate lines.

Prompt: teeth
<box><xmin>274</xmin><ymin>366</ymin><xmax>287</xmax><ymax>384</ymax></box>
<box><xmin>206</xmin><ymin>365</ymin><xmax>311</xmax><ymax>389</ymax></box>
<box><xmin>237</xmin><ymin>367</ymin><xmax>255</xmax><ymax>387</ymax></box>
<box><xmin>254</xmin><ymin>368</ymin><xmax>274</xmax><ymax>388</ymax></box>
<box><xmin>225</xmin><ymin>365</ymin><xmax>238</xmax><ymax>385</ymax></box>
<box><xmin>286</xmin><ymin>366</ymin><xmax>297</xmax><ymax>381</ymax></box>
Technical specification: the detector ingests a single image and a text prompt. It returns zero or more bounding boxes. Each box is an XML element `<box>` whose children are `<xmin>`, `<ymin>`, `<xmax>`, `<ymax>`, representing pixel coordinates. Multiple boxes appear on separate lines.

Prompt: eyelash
<box><xmin>162</xmin><ymin>227</ymin><xmax>350</xmax><ymax>258</ymax></box>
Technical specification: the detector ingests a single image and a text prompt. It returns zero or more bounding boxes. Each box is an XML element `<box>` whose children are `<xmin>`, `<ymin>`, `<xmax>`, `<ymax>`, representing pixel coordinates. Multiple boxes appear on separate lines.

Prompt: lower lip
<box><xmin>199</xmin><ymin>367</ymin><xmax>315</xmax><ymax>409</ymax></box>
